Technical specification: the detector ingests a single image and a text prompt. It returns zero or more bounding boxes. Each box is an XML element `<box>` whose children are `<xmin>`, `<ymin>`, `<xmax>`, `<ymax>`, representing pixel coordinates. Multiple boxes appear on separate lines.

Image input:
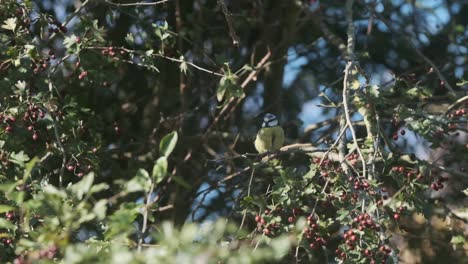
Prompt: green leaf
<box><xmin>450</xmin><ymin>235</ymin><xmax>465</xmax><ymax>250</ymax></box>
<box><xmin>171</xmin><ymin>175</ymin><xmax>191</xmax><ymax>189</ymax></box>
<box><xmin>93</xmin><ymin>199</ymin><xmax>108</xmax><ymax>220</ymax></box>
<box><xmin>125</xmin><ymin>33</ymin><xmax>134</xmax><ymax>44</ymax></box>
<box><xmin>217</xmin><ymin>76</ymin><xmax>228</xmax><ymax>102</ymax></box>
<box><xmin>336</xmin><ymin>208</ymin><xmax>349</xmax><ymax>221</ymax></box>
<box><xmin>450</xmin><ymin>235</ymin><xmax>465</xmax><ymax>244</ymax></box>
<box><xmin>23</xmin><ymin>157</ymin><xmax>38</xmax><ymax>183</ymax></box>
<box><xmin>0</xmin><ymin>182</ymin><xmax>20</xmax><ymax>193</ymax></box>
<box><xmin>9</xmin><ymin>151</ymin><xmax>30</xmax><ymax>166</ymax></box>
<box><xmin>0</xmin><ymin>205</ymin><xmax>14</xmax><ymax>214</ymax></box>
<box><xmin>2</xmin><ymin>18</ymin><xmax>17</xmax><ymax>32</ymax></box>
<box><xmin>89</xmin><ymin>183</ymin><xmax>109</xmax><ymax>194</ymax></box>
<box><xmin>43</xmin><ymin>184</ymin><xmax>67</xmax><ymax>198</ymax></box>
<box><xmin>105</xmin><ymin>203</ymin><xmax>139</xmax><ymax>240</ymax></box>
<box><xmin>270</xmin><ymin>235</ymin><xmax>292</xmax><ymax>259</ymax></box>
<box><xmin>0</xmin><ymin>218</ymin><xmax>17</xmax><ymax>231</ymax></box>
<box><xmin>159</xmin><ymin>131</ymin><xmax>178</xmax><ymax>157</ymax></box>
<box><xmin>63</xmin><ymin>34</ymin><xmax>81</xmax><ymax>52</ymax></box>
<box><xmin>125</xmin><ymin>169</ymin><xmax>150</xmax><ymax>193</ymax></box>
<box><xmin>69</xmin><ymin>173</ymin><xmax>95</xmax><ymax>200</ymax></box>
<box><xmin>152</xmin><ymin>156</ymin><xmax>168</xmax><ymax>184</ymax></box>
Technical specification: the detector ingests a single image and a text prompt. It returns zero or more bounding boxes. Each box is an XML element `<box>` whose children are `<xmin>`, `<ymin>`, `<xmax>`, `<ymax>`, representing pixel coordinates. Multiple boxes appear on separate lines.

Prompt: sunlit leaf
<box><xmin>159</xmin><ymin>131</ymin><xmax>178</xmax><ymax>157</ymax></box>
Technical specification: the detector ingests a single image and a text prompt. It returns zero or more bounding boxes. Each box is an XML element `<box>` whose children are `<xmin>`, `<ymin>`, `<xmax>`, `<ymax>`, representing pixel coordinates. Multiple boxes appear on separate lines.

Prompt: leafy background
<box><xmin>0</xmin><ymin>0</ymin><xmax>467</xmax><ymax>263</ymax></box>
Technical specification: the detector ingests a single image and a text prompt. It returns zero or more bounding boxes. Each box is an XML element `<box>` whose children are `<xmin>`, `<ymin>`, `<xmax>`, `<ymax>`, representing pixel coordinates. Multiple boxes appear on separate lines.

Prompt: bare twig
<box><xmin>49</xmin><ymin>0</ymin><xmax>90</xmax><ymax>41</ymax></box>
<box><xmin>138</xmin><ymin>182</ymin><xmax>155</xmax><ymax>251</ymax></box>
<box><xmin>105</xmin><ymin>0</ymin><xmax>171</xmax><ymax>7</ymax></box>
<box><xmin>319</xmin><ymin>123</ymin><xmax>348</xmax><ymax>167</ymax></box>
<box><xmin>342</xmin><ymin>0</ymin><xmax>366</xmax><ymax>179</ymax></box>
<box><xmin>239</xmin><ymin>168</ymin><xmax>256</xmax><ymax>230</ymax></box>
<box><xmin>218</xmin><ymin>0</ymin><xmax>240</xmax><ymax>46</ymax></box>
<box><xmin>375</xmin><ymin>13</ymin><xmax>456</xmax><ymax>98</ymax></box>
<box><xmin>85</xmin><ymin>46</ymin><xmax>224</xmax><ymax>77</ymax></box>
<box><xmin>445</xmin><ymin>95</ymin><xmax>468</xmax><ymax>115</ymax></box>
<box><xmin>204</xmin><ymin>50</ymin><xmax>272</xmax><ymax>135</ymax></box>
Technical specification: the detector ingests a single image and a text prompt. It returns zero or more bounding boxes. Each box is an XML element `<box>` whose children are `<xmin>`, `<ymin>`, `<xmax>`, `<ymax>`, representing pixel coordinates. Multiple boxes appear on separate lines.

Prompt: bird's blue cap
<box><xmin>262</xmin><ymin>113</ymin><xmax>278</xmax><ymax>127</ymax></box>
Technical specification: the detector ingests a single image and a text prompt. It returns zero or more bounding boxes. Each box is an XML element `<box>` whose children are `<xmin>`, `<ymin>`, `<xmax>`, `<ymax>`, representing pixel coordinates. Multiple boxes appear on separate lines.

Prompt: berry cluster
<box><xmin>1</xmin><ymin>211</ymin><xmax>16</xmax><ymax>246</ymax></box>
<box><xmin>23</xmin><ymin>103</ymin><xmax>46</xmax><ymax>140</ymax></box>
<box><xmin>47</xmin><ymin>18</ymin><xmax>68</xmax><ymax>34</ymax></box>
<box><xmin>304</xmin><ymin>216</ymin><xmax>327</xmax><ymax>250</ymax></box>
<box><xmin>352</xmin><ymin>213</ymin><xmax>381</xmax><ymax>232</ymax></box>
<box><xmin>31</xmin><ymin>52</ymin><xmax>54</xmax><ymax>75</ymax></box>
<box><xmin>449</xmin><ymin>108</ymin><xmax>465</xmax><ymax>118</ymax></box>
<box><xmin>430</xmin><ymin>175</ymin><xmax>448</xmax><ymax>191</ymax></box>
<box><xmin>0</xmin><ymin>114</ymin><xmax>16</xmax><ymax>133</ymax></box>
<box><xmin>66</xmin><ymin>159</ymin><xmax>94</xmax><ymax>178</ymax></box>
<box><xmin>101</xmin><ymin>46</ymin><xmax>127</xmax><ymax>57</ymax></box>
<box><xmin>254</xmin><ymin>209</ymin><xmax>280</xmax><ymax>236</ymax></box>
<box><xmin>13</xmin><ymin>245</ymin><xmax>57</xmax><ymax>264</ymax></box>
<box><xmin>336</xmin><ymin>212</ymin><xmax>392</xmax><ymax>263</ymax></box>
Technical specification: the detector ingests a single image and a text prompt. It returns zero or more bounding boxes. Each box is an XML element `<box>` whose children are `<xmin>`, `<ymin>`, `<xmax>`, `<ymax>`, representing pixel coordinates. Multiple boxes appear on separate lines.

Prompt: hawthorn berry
<box><xmin>255</xmin><ymin>215</ymin><xmax>261</xmax><ymax>223</ymax></box>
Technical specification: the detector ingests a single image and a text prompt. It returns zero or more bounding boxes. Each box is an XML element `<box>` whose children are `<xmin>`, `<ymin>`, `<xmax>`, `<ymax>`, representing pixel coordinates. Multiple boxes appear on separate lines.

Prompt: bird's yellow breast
<box><xmin>254</xmin><ymin>126</ymin><xmax>284</xmax><ymax>153</ymax></box>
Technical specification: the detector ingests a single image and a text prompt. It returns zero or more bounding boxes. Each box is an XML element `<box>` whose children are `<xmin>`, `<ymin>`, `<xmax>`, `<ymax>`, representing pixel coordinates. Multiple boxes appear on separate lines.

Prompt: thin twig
<box><xmin>342</xmin><ymin>0</ymin><xmax>366</xmax><ymax>179</ymax></box>
<box><xmin>138</xmin><ymin>182</ymin><xmax>155</xmax><ymax>251</ymax></box>
<box><xmin>105</xmin><ymin>0</ymin><xmax>171</xmax><ymax>7</ymax></box>
<box><xmin>375</xmin><ymin>13</ymin><xmax>456</xmax><ymax>98</ymax></box>
<box><xmin>318</xmin><ymin>123</ymin><xmax>348</xmax><ymax>167</ymax></box>
<box><xmin>218</xmin><ymin>0</ymin><xmax>240</xmax><ymax>46</ymax></box>
<box><xmin>204</xmin><ymin>50</ymin><xmax>271</xmax><ymax>135</ymax></box>
<box><xmin>49</xmin><ymin>0</ymin><xmax>90</xmax><ymax>41</ymax></box>
<box><xmin>85</xmin><ymin>46</ymin><xmax>224</xmax><ymax>77</ymax></box>
<box><xmin>239</xmin><ymin>168</ymin><xmax>256</xmax><ymax>231</ymax></box>
<box><xmin>42</xmin><ymin>108</ymin><xmax>66</xmax><ymax>188</ymax></box>
<box><xmin>445</xmin><ymin>95</ymin><xmax>468</xmax><ymax>115</ymax></box>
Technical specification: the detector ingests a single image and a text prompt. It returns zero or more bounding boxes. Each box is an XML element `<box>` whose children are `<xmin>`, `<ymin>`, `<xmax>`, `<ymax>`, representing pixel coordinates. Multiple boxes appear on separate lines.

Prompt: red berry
<box><xmin>67</xmin><ymin>165</ymin><xmax>75</xmax><ymax>172</ymax></box>
<box><xmin>288</xmin><ymin>216</ymin><xmax>295</xmax><ymax>223</ymax></box>
<box><xmin>393</xmin><ymin>213</ymin><xmax>400</xmax><ymax>220</ymax></box>
<box><xmin>32</xmin><ymin>132</ymin><xmax>39</xmax><ymax>141</ymax></box>
<box><xmin>255</xmin><ymin>215</ymin><xmax>261</xmax><ymax>223</ymax></box>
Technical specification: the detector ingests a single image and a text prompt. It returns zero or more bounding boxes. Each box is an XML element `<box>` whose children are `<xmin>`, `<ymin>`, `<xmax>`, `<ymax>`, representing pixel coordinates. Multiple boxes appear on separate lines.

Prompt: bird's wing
<box><xmin>273</xmin><ymin>127</ymin><xmax>285</xmax><ymax>150</ymax></box>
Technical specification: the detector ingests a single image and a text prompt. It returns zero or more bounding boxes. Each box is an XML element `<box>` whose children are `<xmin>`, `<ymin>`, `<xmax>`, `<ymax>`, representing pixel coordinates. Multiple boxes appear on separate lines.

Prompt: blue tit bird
<box><xmin>254</xmin><ymin>113</ymin><xmax>285</xmax><ymax>153</ymax></box>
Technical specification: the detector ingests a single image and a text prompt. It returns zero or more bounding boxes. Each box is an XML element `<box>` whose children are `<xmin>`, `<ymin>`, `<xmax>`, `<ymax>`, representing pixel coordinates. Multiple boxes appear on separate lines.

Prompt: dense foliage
<box><xmin>0</xmin><ymin>0</ymin><xmax>467</xmax><ymax>263</ymax></box>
